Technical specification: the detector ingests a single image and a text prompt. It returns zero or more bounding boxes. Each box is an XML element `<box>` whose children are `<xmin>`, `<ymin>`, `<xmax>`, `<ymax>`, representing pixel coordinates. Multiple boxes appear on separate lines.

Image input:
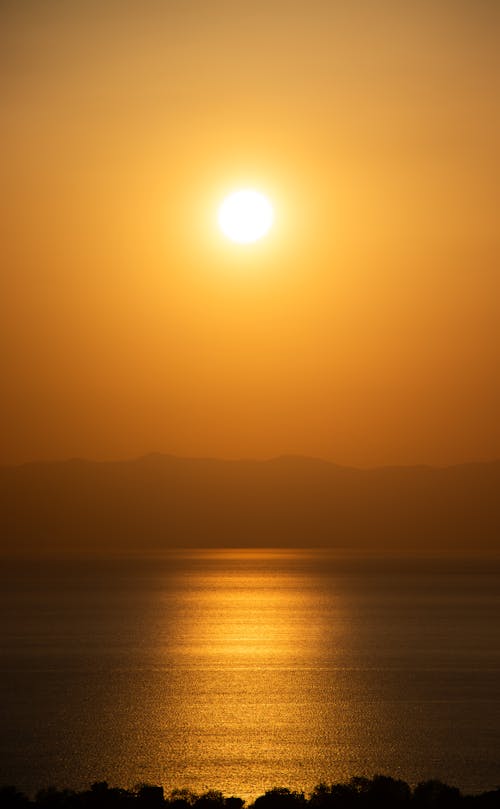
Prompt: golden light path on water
<box><xmin>162</xmin><ymin>549</ymin><xmax>342</xmax><ymax>797</ymax></box>
<box><xmin>146</xmin><ymin>549</ymin><xmax>392</xmax><ymax>800</ymax></box>
<box><xmin>2</xmin><ymin>552</ymin><xmax>500</xmax><ymax>798</ymax></box>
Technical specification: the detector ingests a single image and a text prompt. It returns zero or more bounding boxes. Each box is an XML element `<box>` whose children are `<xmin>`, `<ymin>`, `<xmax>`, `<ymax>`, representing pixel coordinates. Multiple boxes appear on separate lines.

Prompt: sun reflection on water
<box><xmin>3</xmin><ymin>555</ymin><xmax>499</xmax><ymax>799</ymax></box>
<box><xmin>153</xmin><ymin>549</ymin><xmax>350</xmax><ymax>798</ymax></box>
<box><xmin>171</xmin><ymin>549</ymin><xmax>342</xmax><ymax>663</ymax></box>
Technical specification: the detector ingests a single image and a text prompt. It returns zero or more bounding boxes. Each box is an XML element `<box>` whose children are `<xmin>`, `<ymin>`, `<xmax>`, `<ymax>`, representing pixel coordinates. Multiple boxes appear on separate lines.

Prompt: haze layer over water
<box><xmin>1</xmin><ymin>551</ymin><xmax>500</xmax><ymax>799</ymax></box>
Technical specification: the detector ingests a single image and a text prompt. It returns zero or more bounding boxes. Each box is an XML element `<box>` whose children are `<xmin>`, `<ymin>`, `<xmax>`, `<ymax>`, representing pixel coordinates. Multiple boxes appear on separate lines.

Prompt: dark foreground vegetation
<box><xmin>1</xmin><ymin>777</ymin><xmax>500</xmax><ymax>809</ymax></box>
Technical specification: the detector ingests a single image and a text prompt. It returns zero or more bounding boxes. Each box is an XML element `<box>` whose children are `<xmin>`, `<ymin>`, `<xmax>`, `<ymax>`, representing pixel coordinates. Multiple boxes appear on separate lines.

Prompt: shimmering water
<box><xmin>1</xmin><ymin>551</ymin><xmax>500</xmax><ymax>799</ymax></box>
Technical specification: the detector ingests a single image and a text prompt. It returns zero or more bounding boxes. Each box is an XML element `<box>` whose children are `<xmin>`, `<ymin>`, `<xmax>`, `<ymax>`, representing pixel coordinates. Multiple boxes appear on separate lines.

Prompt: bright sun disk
<box><xmin>218</xmin><ymin>189</ymin><xmax>274</xmax><ymax>244</ymax></box>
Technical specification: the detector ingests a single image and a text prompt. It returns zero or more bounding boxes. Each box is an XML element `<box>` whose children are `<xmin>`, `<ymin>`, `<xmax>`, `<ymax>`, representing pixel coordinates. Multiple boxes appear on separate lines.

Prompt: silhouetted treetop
<box><xmin>1</xmin><ymin>776</ymin><xmax>499</xmax><ymax>809</ymax></box>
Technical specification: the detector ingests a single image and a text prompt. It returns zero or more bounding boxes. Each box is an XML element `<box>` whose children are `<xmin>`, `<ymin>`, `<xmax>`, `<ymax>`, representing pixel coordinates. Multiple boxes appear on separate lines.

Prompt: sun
<box><xmin>217</xmin><ymin>189</ymin><xmax>274</xmax><ymax>244</ymax></box>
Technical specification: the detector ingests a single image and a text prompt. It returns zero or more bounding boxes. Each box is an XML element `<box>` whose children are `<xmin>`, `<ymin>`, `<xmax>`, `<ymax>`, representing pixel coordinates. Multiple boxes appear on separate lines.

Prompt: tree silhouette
<box><xmin>0</xmin><ymin>775</ymin><xmax>492</xmax><ymax>809</ymax></box>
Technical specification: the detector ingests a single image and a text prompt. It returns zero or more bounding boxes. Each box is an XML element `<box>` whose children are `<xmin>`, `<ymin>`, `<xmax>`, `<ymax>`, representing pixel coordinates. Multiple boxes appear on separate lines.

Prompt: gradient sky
<box><xmin>1</xmin><ymin>0</ymin><xmax>499</xmax><ymax>467</ymax></box>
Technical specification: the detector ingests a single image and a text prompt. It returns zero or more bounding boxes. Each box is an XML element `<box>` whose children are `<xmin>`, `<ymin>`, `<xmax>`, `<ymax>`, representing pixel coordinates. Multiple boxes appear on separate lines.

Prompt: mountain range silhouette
<box><xmin>0</xmin><ymin>455</ymin><xmax>499</xmax><ymax>556</ymax></box>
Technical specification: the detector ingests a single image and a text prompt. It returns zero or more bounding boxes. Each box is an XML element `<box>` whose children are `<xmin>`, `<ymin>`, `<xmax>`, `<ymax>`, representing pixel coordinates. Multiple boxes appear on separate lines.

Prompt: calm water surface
<box><xmin>1</xmin><ymin>551</ymin><xmax>500</xmax><ymax>799</ymax></box>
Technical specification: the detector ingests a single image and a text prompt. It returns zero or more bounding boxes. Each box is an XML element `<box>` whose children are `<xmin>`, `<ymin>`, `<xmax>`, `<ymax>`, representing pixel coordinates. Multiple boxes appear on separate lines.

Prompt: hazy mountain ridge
<box><xmin>0</xmin><ymin>455</ymin><xmax>499</xmax><ymax>556</ymax></box>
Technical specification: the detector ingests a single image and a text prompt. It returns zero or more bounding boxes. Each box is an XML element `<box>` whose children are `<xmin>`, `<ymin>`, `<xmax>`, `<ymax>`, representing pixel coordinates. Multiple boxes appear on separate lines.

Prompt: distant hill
<box><xmin>0</xmin><ymin>454</ymin><xmax>499</xmax><ymax>556</ymax></box>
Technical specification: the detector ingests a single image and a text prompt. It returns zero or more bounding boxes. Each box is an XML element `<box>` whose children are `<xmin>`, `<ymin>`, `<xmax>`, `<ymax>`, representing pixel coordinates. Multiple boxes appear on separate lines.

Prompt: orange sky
<box><xmin>1</xmin><ymin>0</ymin><xmax>499</xmax><ymax>467</ymax></box>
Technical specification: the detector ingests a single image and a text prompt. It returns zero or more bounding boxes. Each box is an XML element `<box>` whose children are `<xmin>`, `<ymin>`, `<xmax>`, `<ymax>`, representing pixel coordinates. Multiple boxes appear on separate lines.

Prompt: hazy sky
<box><xmin>1</xmin><ymin>0</ymin><xmax>499</xmax><ymax>467</ymax></box>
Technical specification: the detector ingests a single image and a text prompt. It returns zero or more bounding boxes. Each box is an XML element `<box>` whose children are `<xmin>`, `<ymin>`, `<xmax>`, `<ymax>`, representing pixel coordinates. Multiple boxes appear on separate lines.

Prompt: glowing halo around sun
<box><xmin>217</xmin><ymin>189</ymin><xmax>274</xmax><ymax>244</ymax></box>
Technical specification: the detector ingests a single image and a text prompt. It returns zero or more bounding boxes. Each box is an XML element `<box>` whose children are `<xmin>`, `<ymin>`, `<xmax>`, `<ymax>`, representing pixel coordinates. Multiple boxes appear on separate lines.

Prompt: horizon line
<box><xmin>2</xmin><ymin>451</ymin><xmax>500</xmax><ymax>473</ymax></box>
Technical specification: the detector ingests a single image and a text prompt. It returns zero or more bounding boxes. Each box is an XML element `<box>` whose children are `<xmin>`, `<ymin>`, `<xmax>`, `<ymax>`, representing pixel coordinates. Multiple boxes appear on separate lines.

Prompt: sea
<box><xmin>1</xmin><ymin>550</ymin><xmax>500</xmax><ymax>800</ymax></box>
